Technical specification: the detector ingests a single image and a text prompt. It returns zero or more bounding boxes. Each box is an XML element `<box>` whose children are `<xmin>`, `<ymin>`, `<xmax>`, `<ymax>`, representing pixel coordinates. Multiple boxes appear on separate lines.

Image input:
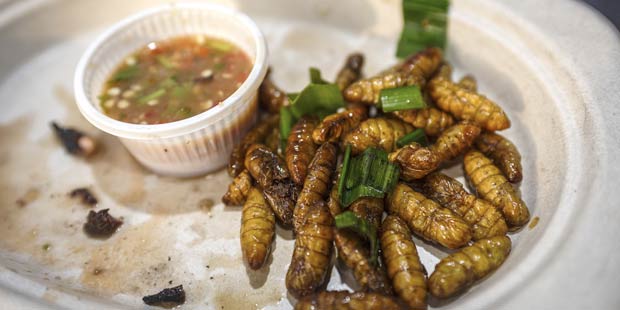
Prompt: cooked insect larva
<box><xmin>458</xmin><ymin>75</ymin><xmax>477</xmax><ymax>91</ymax></box>
<box><xmin>429</xmin><ymin>121</ymin><xmax>481</xmax><ymax>162</ymax></box>
<box><xmin>228</xmin><ymin>114</ymin><xmax>279</xmax><ymax>177</ymax></box>
<box><xmin>344</xmin><ymin>47</ymin><xmax>443</xmax><ymax>104</ymax></box>
<box><xmin>240</xmin><ymin>187</ymin><xmax>275</xmax><ymax>270</ymax></box>
<box><xmin>259</xmin><ymin>69</ymin><xmax>289</xmax><ymax>113</ymax></box>
<box><xmin>265</xmin><ymin>127</ymin><xmax>281</xmax><ymax>155</ymax></box>
<box><xmin>393</xmin><ymin>107</ymin><xmax>455</xmax><ymax>136</ymax></box>
<box><xmin>348</xmin><ymin>197</ymin><xmax>385</xmax><ymax>231</ymax></box>
<box><xmin>389</xmin><ymin>142</ymin><xmax>440</xmax><ymax>180</ymax></box>
<box><xmin>343</xmin><ymin>117</ymin><xmax>414</xmax><ymax>155</ymax></box>
<box><xmin>387</xmin><ymin>183</ymin><xmax>472</xmax><ymax>249</ymax></box>
<box><xmin>335</xmin><ymin>53</ymin><xmax>365</xmax><ymax>91</ymax></box>
<box><xmin>295</xmin><ymin>290</ymin><xmax>401</xmax><ymax>310</ymax></box>
<box><xmin>381</xmin><ymin>215</ymin><xmax>427</xmax><ymax>310</ymax></box>
<box><xmin>326</xmin><ymin>172</ymin><xmax>343</xmax><ymax>218</ymax></box>
<box><xmin>294</xmin><ymin>143</ymin><xmax>338</xmax><ymax>232</ymax></box>
<box><xmin>312</xmin><ymin>103</ymin><xmax>369</xmax><ymax>144</ymax></box>
<box><xmin>286</xmin><ymin>116</ymin><xmax>319</xmax><ymax>185</ymax></box>
<box><xmin>464</xmin><ymin>150</ymin><xmax>530</xmax><ymax>228</ymax></box>
<box><xmin>424</xmin><ymin>173</ymin><xmax>508</xmax><ymax>240</ymax></box>
<box><xmin>428</xmin><ymin>78</ymin><xmax>510</xmax><ymax>132</ymax></box>
<box><xmin>286</xmin><ymin>202</ymin><xmax>334</xmax><ymax>299</ymax></box>
<box><xmin>475</xmin><ymin>132</ymin><xmax>523</xmax><ymax>183</ymax></box>
<box><xmin>434</xmin><ymin>63</ymin><xmax>452</xmax><ymax>81</ymax></box>
<box><xmin>222</xmin><ymin>170</ymin><xmax>253</xmax><ymax>206</ymax></box>
<box><xmin>429</xmin><ymin>236</ymin><xmax>511</xmax><ymax>298</ymax></box>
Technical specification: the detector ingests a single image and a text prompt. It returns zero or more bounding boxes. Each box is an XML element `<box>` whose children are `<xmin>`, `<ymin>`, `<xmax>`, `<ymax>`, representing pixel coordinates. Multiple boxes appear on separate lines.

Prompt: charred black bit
<box><xmin>70</xmin><ymin>188</ymin><xmax>98</xmax><ymax>206</ymax></box>
<box><xmin>142</xmin><ymin>285</ymin><xmax>186</xmax><ymax>307</ymax></box>
<box><xmin>50</xmin><ymin>121</ymin><xmax>96</xmax><ymax>156</ymax></box>
<box><xmin>83</xmin><ymin>209</ymin><xmax>123</xmax><ymax>237</ymax></box>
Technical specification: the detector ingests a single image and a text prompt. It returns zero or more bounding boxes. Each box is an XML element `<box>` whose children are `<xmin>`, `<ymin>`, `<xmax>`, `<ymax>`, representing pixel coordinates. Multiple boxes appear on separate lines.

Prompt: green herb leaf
<box><xmin>397</xmin><ymin>128</ymin><xmax>428</xmax><ymax>148</ymax></box>
<box><xmin>289</xmin><ymin>83</ymin><xmax>344</xmax><ymax>119</ymax></box>
<box><xmin>309</xmin><ymin>67</ymin><xmax>329</xmax><ymax>84</ymax></box>
<box><xmin>337</xmin><ymin>144</ymin><xmax>352</xmax><ymax>201</ymax></box>
<box><xmin>335</xmin><ymin>211</ymin><xmax>379</xmax><ymax>266</ymax></box>
<box><xmin>279</xmin><ymin>106</ymin><xmax>294</xmax><ymax>149</ymax></box>
<box><xmin>379</xmin><ymin>86</ymin><xmax>426</xmax><ymax>112</ymax></box>
<box><xmin>396</xmin><ymin>0</ymin><xmax>450</xmax><ymax>58</ymax></box>
<box><xmin>138</xmin><ymin>88</ymin><xmax>166</xmax><ymax>105</ymax></box>
<box><xmin>287</xmin><ymin>93</ymin><xmax>300</xmax><ymax>101</ymax></box>
<box><xmin>112</xmin><ymin>65</ymin><xmax>139</xmax><ymax>82</ymax></box>
<box><xmin>171</xmin><ymin>83</ymin><xmax>191</xmax><ymax>100</ymax></box>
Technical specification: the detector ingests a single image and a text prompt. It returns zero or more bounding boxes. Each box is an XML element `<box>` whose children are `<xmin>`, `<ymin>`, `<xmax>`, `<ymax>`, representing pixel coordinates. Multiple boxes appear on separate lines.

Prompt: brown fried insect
<box><xmin>475</xmin><ymin>132</ymin><xmax>523</xmax><ymax>183</ymax></box>
<box><xmin>464</xmin><ymin>150</ymin><xmax>529</xmax><ymax>229</ymax></box>
<box><xmin>83</xmin><ymin>209</ymin><xmax>123</xmax><ymax>237</ymax></box>
<box><xmin>429</xmin><ymin>121</ymin><xmax>481</xmax><ymax>162</ymax></box>
<box><xmin>286</xmin><ymin>116</ymin><xmax>320</xmax><ymax>185</ymax></box>
<box><xmin>381</xmin><ymin>215</ymin><xmax>427</xmax><ymax>310</ymax></box>
<box><xmin>387</xmin><ymin>183</ymin><xmax>472</xmax><ymax>249</ymax></box>
<box><xmin>423</xmin><ymin>173</ymin><xmax>508</xmax><ymax>240</ymax></box>
<box><xmin>312</xmin><ymin>103</ymin><xmax>369</xmax><ymax>144</ymax></box>
<box><xmin>458</xmin><ymin>75</ymin><xmax>477</xmax><ymax>91</ymax></box>
<box><xmin>434</xmin><ymin>63</ymin><xmax>453</xmax><ymax>81</ymax></box>
<box><xmin>240</xmin><ymin>187</ymin><xmax>275</xmax><ymax>270</ymax></box>
<box><xmin>429</xmin><ymin>236</ymin><xmax>511</xmax><ymax>298</ymax></box>
<box><xmin>343</xmin><ymin>117</ymin><xmax>414</xmax><ymax>155</ymax></box>
<box><xmin>295</xmin><ymin>290</ymin><xmax>401</xmax><ymax>310</ymax></box>
<box><xmin>389</xmin><ymin>142</ymin><xmax>440</xmax><ymax>181</ymax></box>
<box><xmin>294</xmin><ymin>142</ymin><xmax>338</xmax><ymax>232</ymax></box>
<box><xmin>344</xmin><ymin>47</ymin><xmax>443</xmax><ymax>104</ymax></box>
<box><xmin>335</xmin><ymin>53</ymin><xmax>365</xmax><ymax>91</ymax></box>
<box><xmin>142</xmin><ymin>285</ymin><xmax>185</xmax><ymax>307</ymax></box>
<box><xmin>348</xmin><ymin>197</ymin><xmax>384</xmax><ymax>231</ymax></box>
<box><xmin>259</xmin><ymin>69</ymin><xmax>289</xmax><ymax>113</ymax></box>
<box><xmin>265</xmin><ymin>127</ymin><xmax>282</xmax><ymax>155</ymax></box>
<box><xmin>222</xmin><ymin>170</ymin><xmax>253</xmax><ymax>206</ymax></box>
<box><xmin>286</xmin><ymin>202</ymin><xmax>334</xmax><ymax>299</ymax></box>
<box><xmin>229</xmin><ymin>114</ymin><xmax>279</xmax><ymax>177</ymax></box>
<box><xmin>51</xmin><ymin>122</ymin><xmax>97</xmax><ymax>157</ymax></box>
<box><xmin>326</xmin><ymin>171</ymin><xmax>343</xmax><ymax>218</ymax></box>
<box><xmin>393</xmin><ymin>107</ymin><xmax>455</xmax><ymax>136</ymax></box>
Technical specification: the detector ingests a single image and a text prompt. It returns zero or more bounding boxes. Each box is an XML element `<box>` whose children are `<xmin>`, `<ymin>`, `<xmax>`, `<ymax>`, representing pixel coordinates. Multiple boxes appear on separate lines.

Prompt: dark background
<box><xmin>583</xmin><ymin>0</ymin><xmax>620</xmax><ymax>29</ymax></box>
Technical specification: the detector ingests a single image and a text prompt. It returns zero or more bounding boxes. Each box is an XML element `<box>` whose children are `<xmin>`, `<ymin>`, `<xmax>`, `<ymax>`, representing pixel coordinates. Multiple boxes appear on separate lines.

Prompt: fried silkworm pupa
<box><xmin>51</xmin><ymin>122</ymin><xmax>96</xmax><ymax>157</ymax></box>
<box><xmin>429</xmin><ymin>121</ymin><xmax>481</xmax><ymax>162</ymax></box>
<box><xmin>434</xmin><ymin>63</ymin><xmax>453</xmax><ymax>81</ymax></box>
<box><xmin>142</xmin><ymin>285</ymin><xmax>185</xmax><ymax>307</ymax></box>
<box><xmin>240</xmin><ymin>187</ymin><xmax>275</xmax><ymax>270</ymax></box>
<box><xmin>222</xmin><ymin>170</ymin><xmax>253</xmax><ymax>206</ymax></box>
<box><xmin>393</xmin><ymin>107</ymin><xmax>455</xmax><ymax>136</ymax></box>
<box><xmin>294</xmin><ymin>142</ymin><xmax>338</xmax><ymax>232</ymax></box>
<box><xmin>475</xmin><ymin>132</ymin><xmax>523</xmax><ymax>183</ymax></box>
<box><xmin>429</xmin><ymin>236</ymin><xmax>511</xmax><ymax>298</ymax></box>
<box><xmin>458</xmin><ymin>75</ymin><xmax>477</xmax><ymax>91</ymax></box>
<box><xmin>381</xmin><ymin>215</ymin><xmax>427</xmax><ymax>310</ymax></box>
<box><xmin>69</xmin><ymin>188</ymin><xmax>98</xmax><ymax>206</ymax></box>
<box><xmin>424</xmin><ymin>173</ymin><xmax>508</xmax><ymax>240</ymax></box>
<box><xmin>335</xmin><ymin>53</ymin><xmax>365</xmax><ymax>91</ymax></box>
<box><xmin>343</xmin><ymin>117</ymin><xmax>414</xmax><ymax>155</ymax></box>
<box><xmin>344</xmin><ymin>47</ymin><xmax>443</xmax><ymax>104</ymax></box>
<box><xmin>389</xmin><ymin>142</ymin><xmax>440</xmax><ymax>180</ymax></box>
<box><xmin>334</xmin><ymin>230</ymin><xmax>393</xmax><ymax>295</ymax></box>
<box><xmin>348</xmin><ymin>197</ymin><xmax>385</xmax><ymax>231</ymax></box>
<box><xmin>326</xmin><ymin>171</ymin><xmax>343</xmax><ymax>218</ymax></box>
<box><xmin>387</xmin><ymin>183</ymin><xmax>472</xmax><ymax>249</ymax></box>
<box><xmin>228</xmin><ymin>114</ymin><xmax>279</xmax><ymax>177</ymax></box>
<box><xmin>428</xmin><ymin>78</ymin><xmax>510</xmax><ymax>131</ymax></box>
<box><xmin>464</xmin><ymin>150</ymin><xmax>530</xmax><ymax>228</ymax></box>
<box><xmin>286</xmin><ymin>116</ymin><xmax>319</xmax><ymax>185</ymax></box>
<box><xmin>259</xmin><ymin>68</ymin><xmax>289</xmax><ymax>113</ymax></box>
<box><xmin>312</xmin><ymin>103</ymin><xmax>369</xmax><ymax>144</ymax></box>
<box><xmin>295</xmin><ymin>290</ymin><xmax>401</xmax><ymax>310</ymax></box>
<box><xmin>265</xmin><ymin>126</ymin><xmax>282</xmax><ymax>155</ymax></box>
<box><xmin>83</xmin><ymin>209</ymin><xmax>123</xmax><ymax>238</ymax></box>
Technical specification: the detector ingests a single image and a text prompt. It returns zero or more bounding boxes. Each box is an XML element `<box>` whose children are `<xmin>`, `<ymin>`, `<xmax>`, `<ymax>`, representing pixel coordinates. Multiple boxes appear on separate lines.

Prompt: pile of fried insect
<box><xmin>222</xmin><ymin>47</ymin><xmax>528</xmax><ymax>310</ymax></box>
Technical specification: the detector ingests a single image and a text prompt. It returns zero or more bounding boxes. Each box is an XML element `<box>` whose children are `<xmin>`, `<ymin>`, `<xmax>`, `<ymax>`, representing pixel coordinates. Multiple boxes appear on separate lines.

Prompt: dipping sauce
<box><xmin>99</xmin><ymin>35</ymin><xmax>252</xmax><ymax>124</ymax></box>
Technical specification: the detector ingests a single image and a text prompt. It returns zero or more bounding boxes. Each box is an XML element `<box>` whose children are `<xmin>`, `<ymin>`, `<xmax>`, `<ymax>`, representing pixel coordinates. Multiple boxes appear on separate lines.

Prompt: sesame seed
<box><xmin>147</xmin><ymin>99</ymin><xmax>159</xmax><ymax>106</ymax></box>
<box><xmin>117</xmin><ymin>99</ymin><xmax>130</xmax><ymax>109</ymax></box>
<box><xmin>107</xmin><ymin>87</ymin><xmax>121</xmax><ymax>96</ymax></box>
<box><xmin>125</xmin><ymin>56</ymin><xmax>136</xmax><ymax>66</ymax></box>
<box><xmin>104</xmin><ymin>99</ymin><xmax>116</xmax><ymax>108</ymax></box>
<box><xmin>201</xmin><ymin>69</ymin><xmax>213</xmax><ymax>78</ymax></box>
<box><xmin>122</xmin><ymin>90</ymin><xmax>135</xmax><ymax>98</ymax></box>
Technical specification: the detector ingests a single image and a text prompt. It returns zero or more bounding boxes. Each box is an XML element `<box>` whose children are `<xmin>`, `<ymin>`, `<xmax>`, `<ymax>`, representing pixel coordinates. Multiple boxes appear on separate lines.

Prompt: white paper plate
<box><xmin>0</xmin><ymin>0</ymin><xmax>618</xmax><ymax>309</ymax></box>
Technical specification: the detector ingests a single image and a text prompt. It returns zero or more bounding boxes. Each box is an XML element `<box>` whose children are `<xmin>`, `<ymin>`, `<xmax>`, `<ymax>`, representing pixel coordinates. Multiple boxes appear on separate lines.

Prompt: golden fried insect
<box><xmin>326</xmin><ymin>171</ymin><xmax>343</xmax><ymax>218</ymax></box>
<box><xmin>393</xmin><ymin>107</ymin><xmax>455</xmax><ymax>136</ymax></box>
<box><xmin>429</xmin><ymin>121</ymin><xmax>481</xmax><ymax>162</ymax></box>
<box><xmin>265</xmin><ymin>127</ymin><xmax>281</xmax><ymax>155</ymax></box>
<box><xmin>348</xmin><ymin>197</ymin><xmax>385</xmax><ymax>231</ymax></box>
<box><xmin>464</xmin><ymin>150</ymin><xmax>529</xmax><ymax>228</ymax></box>
<box><xmin>228</xmin><ymin>115</ymin><xmax>279</xmax><ymax>177</ymax></box>
<box><xmin>423</xmin><ymin>173</ymin><xmax>508</xmax><ymax>240</ymax></box>
<box><xmin>381</xmin><ymin>215</ymin><xmax>427</xmax><ymax>310</ymax></box>
<box><xmin>389</xmin><ymin>143</ymin><xmax>440</xmax><ymax>180</ymax></box>
<box><xmin>434</xmin><ymin>63</ymin><xmax>453</xmax><ymax>81</ymax></box>
<box><xmin>428</xmin><ymin>78</ymin><xmax>510</xmax><ymax>131</ymax></box>
<box><xmin>312</xmin><ymin>103</ymin><xmax>369</xmax><ymax>144</ymax></box>
<box><xmin>240</xmin><ymin>187</ymin><xmax>275</xmax><ymax>270</ymax></box>
<box><xmin>222</xmin><ymin>170</ymin><xmax>253</xmax><ymax>206</ymax></box>
<box><xmin>295</xmin><ymin>290</ymin><xmax>402</xmax><ymax>310</ymax></box>
<box><xmin>294</xmin><ymin>143</ymin><xmax>338</xmax><ymax>232</ymax></box>
<box><xmin>475</xmin><ymin>132</ymin><xmax>523</xmax><ymax>183</ymax></box>
<box><xmin>387</xmin><ymin>183</ymin><xmax>472</xmax><ymax>249</ymax></box>
<box><xmin>286</xmin><ymin>202</ymin><xmax>334</xmax><ymax>299</ymax></box>
<box><xmin>429</xmin><ymin>236</ymin><xmax>511</xmax><ymax>298</ymax></box>
<box><xmin>259</xmin><ymin>69</ymin><xmax>289</xmax><ymax>113</ymax></box>
<box><xmin>344</xmin><ymin>47</ymin><xmax>443</xmax><ymax>104</ymax></box>
<box><xmin>343</xmin><ymin>117</ymin><xmax>414</xmax><ymax>155</ymax></box>
<box><xmin>335</xmin><ymin>53</ymin><xmax>365</xmax><ymax>91</ymax></box>
<box><xmin>286</xmin><ymin>116</ymin><xmax>319</xmax><ymax>185</ymax></box>
<box><xmin>458</xmin><ymin>75</ymin><xmax>477</xmax><ymax>91</ymax></box>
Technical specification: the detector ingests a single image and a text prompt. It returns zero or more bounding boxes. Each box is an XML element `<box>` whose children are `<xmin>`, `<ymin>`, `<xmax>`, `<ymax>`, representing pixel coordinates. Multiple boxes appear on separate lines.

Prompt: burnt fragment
<box><xmin>83</xmin><ymin>209</ymin><xmax>122</xmax><ymax>237</ymax></box>
<box><xmin>142</xmin><ymin>285</ymin><xmax>186</xmax><ymax>307</ymax></box>
<box><xmin>51</xmin><ymin>122</ymin><xmax>96</xmax><ymax>156</ymax></box>
<box><xmin>70</xmin><ymin>188</ymin><xmax>98</xmax><ymax>206</ymax></box>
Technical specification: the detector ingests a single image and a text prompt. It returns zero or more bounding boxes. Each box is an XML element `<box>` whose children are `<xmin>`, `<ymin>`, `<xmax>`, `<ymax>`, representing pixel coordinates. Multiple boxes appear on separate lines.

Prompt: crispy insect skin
<box><xmin>295</xmin><ymin>290</ymin><xmax>401</xmax><ymax>310</ymax></box>
<box><xmin>381</xmin><ymin>215</ymin><xmax>427</xmax><ymax>310</ymax></box>
<box><xmin>312</xmin><ymin>103</ymin><xmax>369</xmax><ymax>144</ymax></box>
<box><xmin>222</xmin><ymin>170</ymin><xmax>253</xmax><ymax>206</ymax></box>
<box><xmin>259</xmin><ymin>69</ymin><xmax>289</xmax><ymax>113</ymax></box>
<box><xmin>429</xmin><ymin>236</ymin><xmax>511</xmax><ymax>298</ymax></box>
<box><xmin>349</xmin><ymin>197</ymin><xmax>384</xmax><ymax>231</ymax></box>
<box><xmin>393</xmin><ymin>107</ymin><xmax>455</xmax><ymax>137</ymax></box>
<box><xmin>240</xmin><ymin>187</ymin><xmax>275</xmax><ymax>270</ymax></box>
<box><xmin>229</xmin><ymin>115</ymin><xmax>279</xmax><ymax>177</ymax></box>
<box><xmin>475</xmin><ymin>132</ymin><xmax>523</xmax><ymax>183</ymax></box>
<box><xmin>429</xmin><ymin>121</ymin><xmax>481</xmax><ymax>162</ymax></box>
<box><xmin>458</xmin><ymin>75</ymin><xmax>477</xmax><ymax>91</ymax></box>
<box><xmin>335</xmin><ymin>53</ymin><xmax>365</xmax><ymax>91</ymax></box>
<box><xmin>343</xmin><ymin>117</ymin><xmax>414</xmax><ymax>155</ymax></box>
<box><xmin>344</xmin><ymin>47</ymin><xmax>443</xmax><ymax>104</ymax></box>
<box><xmin>387</xmin><ymin>183</ymin><xmax>472</xmax><ymax>249</ymax></box>
<box><xmin>286</xmin><ymin>116</ymin><xmax>319</xmax><ymax>185</ymax></box>
<box><xmin>286</xmin><ymin>202</ymin><xmax>334</xmax><ymax>299</ymax></box>
<box><xmin>464</xmin><ymin>150</ymin><xmax>530</xmax><ymax>228</ymax></box>
<box><xmin>424</xmin><ymin>173</ymin><xmax>508</xmax><ymax>240</ymax></box>
<box><xmin>389</xmin><ymin>142</ymin><xmax>440</xmax><ymax>181</ymax></box>
<box><xmin>435</xmin><ymin>63</ymin><xmax>453</xmax><ymax>81</ymax></box>
<box><xmin>294</xmin><ymin>143</ymin><xmax>338</xmax><ymax>232</ymax></box>
<box><xmin>428</xmin><ymin>78</ymin><xmax>510</xmax><ymax>131</ymax></box>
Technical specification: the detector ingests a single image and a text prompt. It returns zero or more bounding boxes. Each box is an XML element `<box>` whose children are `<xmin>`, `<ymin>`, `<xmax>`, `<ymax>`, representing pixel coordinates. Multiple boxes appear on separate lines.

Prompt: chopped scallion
<box><xmin>138</xmin><ymin>88</ymin><xmax>166</xmax><ymax>105</ymax></box>
<box><xmin>397</xmin><ymin>128</ymin><xmax>428</xmax><ymax>147</ymax></box>
<box><xmin>335</xmin><ymin>211</ymin><xmax>379</xmax><ymax>266</ymax></box>
<box><xmin>156</xmin><ymin>55</ymin><xmax>175</xmax><ymax>69</ymax></box>
<box><xmin>379</xmin><ymin>86</ymin><xmax>426</xmax><ymax>112</ymax></box>
<box><xmin>112</xmin><ymin>65</ymin><xmax>139</xmax><ymax>81</ymax></box>
<box><xmin>396</xmin><ymin>0</ymin><xmax>450</xmax><ymax>58</ymax></box>
<box><xmin>208</xmin><ymin>40</ymin><xmax>233</xmax><ymax>52</ymax></box>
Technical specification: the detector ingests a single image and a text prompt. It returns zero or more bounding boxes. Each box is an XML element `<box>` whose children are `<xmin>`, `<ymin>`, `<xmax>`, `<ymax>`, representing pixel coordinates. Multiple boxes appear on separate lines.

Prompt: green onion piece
<box><xmin>208</xmin><ymin>40</ymin><xmax>233</xmax><ymax>52</ymax></box>
<box><xmin>289</xmin><ymin>83</ymin><xmax>344</xmax><ymax>119</ymax></box>
<box><xmin>397</xmin><ymin>128</ymin><xmax>428</xmax><ymax>148</ymax></box>
<box><xmin>335</xmin><ymin>211</ymin><xmax>379</xmax><ymax>266</ymax></box>
<box><xmin>112</xmin><ymin>65</ymin><xmax>139</xmax><ymax>81</ymax></box>
<box><xmin>337</xmin><ymin>144</ymin><xmax>352</xmax><ymax>201</ymax></box>
<box><xmin>279</xmin><ymin>106</ymin><xmax>294</xmax><ymax>148</ymax></box>
<box><xmin>156</xmin><ymin>55</ymin><xmax>175</xmax><ymax>69</ymax></box>
<box><xmin>396</xmin><ymin>0</ymin><xmax>450</xmax><ymax>58</ymax></box>
<box><xmin>138</xmin><ymin>88</ymin><xmax>166</xmax><ymax>104</ymax></box>
<box><xmin>171</xmin><ymin>83</ymin><xmax>191</xmax><ymax>99</ymax></box>
<box><xmin>309</xmin><ymin>67</ymin><xmax>329</xmax><ymax>84</ymax></box>
<box><xmin>379</xmin><ymin>86</ymin><xmax>426</xmax><ymax>112</ymax></box>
